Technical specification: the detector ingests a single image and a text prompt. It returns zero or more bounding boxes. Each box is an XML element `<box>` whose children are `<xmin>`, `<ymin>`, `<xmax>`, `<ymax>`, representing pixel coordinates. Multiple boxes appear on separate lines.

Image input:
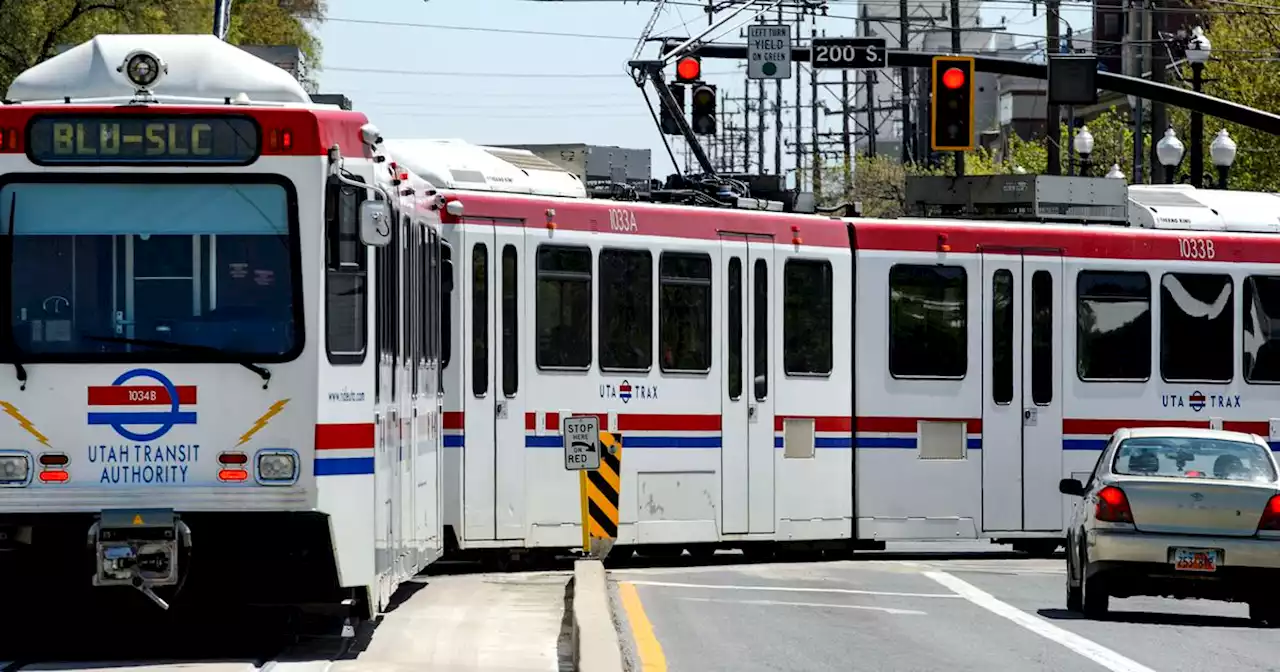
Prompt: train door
<box><xmin>391</xmin><ymin>214</ymin><xmax>410</xmax><ymax>578</ymax></box>
<box><xmin>719</xmin><ymin>234</ymin><xmax>776</xmax><ymax>535</ymax></box>
<box><xmin>373</xmin><ymin>205</ymin><xmax>401</xmax><ymax>600</ymax></box>
<box><xmin>461</xmin><ymin>218</ymin><xmax>526</xmax><ymax>541</ymax></box>
<box><xmin>494</xmin><ymin>234</ymin><xmax>525</xmax><ymax>540</ymax></box>
<box><xmin>980</xmin><ymin>251</ymin><xmax>1063</xmax><ymax>532</ymax></box>
<box><xmin>398</xmin><ymin>218</ymin><xmax>418</xmax><ymax>578</ymax></box>
<box><xmin>462</xmin><ymin>221</ymin><xmax>495</xmax><ymax>540</ymax></box>
<box><xmin>1021</xmin><ymin>255</ymin><xmax>1064</xmax><ymax>531</ymax></box>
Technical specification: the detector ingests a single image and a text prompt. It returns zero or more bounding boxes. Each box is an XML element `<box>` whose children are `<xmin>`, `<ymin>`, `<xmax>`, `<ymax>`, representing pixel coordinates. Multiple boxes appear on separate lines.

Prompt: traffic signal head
<box><xmin>691</xmin><ymin>83</ymin><xmax>716</xmax><ymax>135</ymax></box>
<box><xmin>675</xmin><ymin>56</ymin><xmax>702</xmax><ymax>83</ymax></box>
<box><xmin>660</xmin><ymin>83</ymin><xmax>686</xmax><ymax>136</ymax></box>
<box><xmin>930</xmin><ymin>56</ymin><xmax>975</xmax><ymax>152</ymax></box>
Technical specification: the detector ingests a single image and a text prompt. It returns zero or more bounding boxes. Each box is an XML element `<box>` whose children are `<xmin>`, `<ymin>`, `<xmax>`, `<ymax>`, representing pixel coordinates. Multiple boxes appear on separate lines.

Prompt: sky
<box><xmin>312</xmin><ymin>0</ymin><xmax>1092</xmax><ymax>180</ymax></box>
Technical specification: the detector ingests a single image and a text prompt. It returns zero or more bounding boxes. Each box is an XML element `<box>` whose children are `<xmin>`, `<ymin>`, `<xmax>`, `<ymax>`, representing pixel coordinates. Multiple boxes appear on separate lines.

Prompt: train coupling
<box><xmin>87</xmin><ymin>508</ymin><xmax>192</xmax><ymax>610</ymax></box>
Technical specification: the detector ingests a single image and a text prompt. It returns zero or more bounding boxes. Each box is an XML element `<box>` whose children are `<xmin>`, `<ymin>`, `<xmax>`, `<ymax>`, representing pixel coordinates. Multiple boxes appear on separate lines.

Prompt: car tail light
<box><xmin>1096</xmin><ymin>485</ymin><xmax>1134</xmax><ymax>523</ymax></box>
<box><xmin>1258</xmin><ymin>494</ymin><xmax>1280</xmax><ymax>532</ymax></box>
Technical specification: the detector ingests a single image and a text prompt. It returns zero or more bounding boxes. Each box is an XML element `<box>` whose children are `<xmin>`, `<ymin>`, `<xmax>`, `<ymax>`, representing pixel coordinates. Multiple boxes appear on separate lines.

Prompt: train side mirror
<box><xmin>359</xmin><ymin>200</ymin><xmax>392</xmax><ymax>247</ymax></box>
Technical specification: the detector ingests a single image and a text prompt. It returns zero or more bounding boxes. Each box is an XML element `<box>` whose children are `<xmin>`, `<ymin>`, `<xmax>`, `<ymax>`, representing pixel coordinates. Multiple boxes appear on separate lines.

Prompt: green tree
<box><xmin>1162</xmin><ymin>4</ymin><xmax>1280</xmax><ymax>191</ymax></box>
<box><xmin>0</xmin><ymin>0</ymin><xmax>323</xmax><ymax>97</ymax></box>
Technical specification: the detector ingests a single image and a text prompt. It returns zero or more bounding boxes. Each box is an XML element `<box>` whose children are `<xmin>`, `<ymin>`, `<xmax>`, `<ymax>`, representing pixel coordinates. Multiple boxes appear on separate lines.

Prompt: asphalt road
<box><xmin>609</xmin><ymin>542</ymin><xmax>1280</xmax><ymax>672</ymax></box>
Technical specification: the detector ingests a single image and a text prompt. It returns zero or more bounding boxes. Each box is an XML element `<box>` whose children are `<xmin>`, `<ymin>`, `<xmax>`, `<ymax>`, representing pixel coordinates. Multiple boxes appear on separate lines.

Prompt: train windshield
<box><xmin>0</xmin><ymin>179</ymin><xmax>299</xmax><ymax>361</ymax></box>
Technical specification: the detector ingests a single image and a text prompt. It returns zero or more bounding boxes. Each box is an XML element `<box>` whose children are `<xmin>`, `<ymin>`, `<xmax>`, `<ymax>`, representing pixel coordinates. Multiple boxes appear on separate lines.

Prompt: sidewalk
<box><xmin>333</xmin><ymin>569</ymin><xmax>574</xmax><ymax>672</ymax></box>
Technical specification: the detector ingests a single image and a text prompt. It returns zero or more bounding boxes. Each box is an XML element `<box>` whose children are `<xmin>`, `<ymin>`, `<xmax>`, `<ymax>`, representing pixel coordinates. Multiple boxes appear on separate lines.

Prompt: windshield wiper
<box><xmin>85</xmin><ymin>335</ymin><xmax>272</xmax><ymax>388</ymax></box>
<box><xmin>5</xmin><ymin>192</ymin><xmax>25</xmax><ymax>390</ymax></box>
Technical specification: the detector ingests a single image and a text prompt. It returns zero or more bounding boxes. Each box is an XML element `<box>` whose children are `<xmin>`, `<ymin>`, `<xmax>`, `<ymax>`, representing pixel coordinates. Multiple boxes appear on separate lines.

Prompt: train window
<box><xmin>472</xmin><ymin>243</ymin><xmax>489</xmax><ymax>396</ymax></box>
<box><xmin>1243</xmin><ymin>275</ymin><xmax>1280</xmax><ymax>383</ymax></box>
<box><xmin>1162</xmin><ymin>272</ymin><xmax>1233</xmax><ymax>383</ymax></box>
<box><xmin>536</xmin><ymin>245</ymin><xmax>593</xmax><ymax>369</ymax></box>
<box><xmin>599</xmin><ymin>249</ymin><xmax>653</xmax><ymax>371</ymax></box>
<box><xmin>783</xmin><ymin>259</ymin><xmax>833</xmax><ymax>375</ymax></box>
<box><xmin>441</xmin><ymin>243</ymin><xmax>453</xmax><ymax>372</ymax></box>
<box><xmin>1031</xmin><ymin>270</ymin><xmax>1053</xmax><ymax>404</ymax></box>
<box><xmin>1077</xmin><ymin>270</ymin><xmax>1151</xmax><ymax>381</ymax></box>
<box><xmin>753</xmin><ymin>259</ymin><xmax>768</xmax><ymax>399</ymax></box>
<box><xmin>660</xmin><ymin>252</ymin><xmax>713</xmax><ymax>373</ymax></box>
<box><xmin>728</xmin><ymin>257</ymin><xmax>743</xmax><ymax>400</ymax></box>
<box><xmin>324</xmin><ymin>175</ymin><xmax>367</xmax><ymax>365</ymax></box>
<box><xmin>992</xmin><ymin>269</ymin><xmax>1014</xmax><ymax>404</ymax></box>
<box><xmin>502</xmin><ymin>244</ymin><xmax>519</xmax><ymax>396</ymax></box>
<box><xmin>888</xmin><ymin>264</ymin><xmax>967</xmax><ymax>378</ymax></box>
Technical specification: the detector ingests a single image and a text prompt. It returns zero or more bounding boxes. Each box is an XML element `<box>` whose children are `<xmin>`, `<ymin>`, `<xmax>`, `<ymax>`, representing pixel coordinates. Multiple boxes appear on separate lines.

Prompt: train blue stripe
<box><xmin>438</xmin><ymin>434</ymin><xmax>994</xmax><ymax>450</ymax></box>
<box><xmin>88</xmin><ymin>411</ymin><xmax>198</xmax><ymax>425</ymax></box>
<box><xmin>315</xmin><ymin>457</ymin><xmax>375</xmax><ymax>476</ymax></box>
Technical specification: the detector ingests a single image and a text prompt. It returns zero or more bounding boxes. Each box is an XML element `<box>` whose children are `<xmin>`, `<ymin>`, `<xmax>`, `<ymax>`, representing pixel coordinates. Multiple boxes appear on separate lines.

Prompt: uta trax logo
<box><xmin>87</xmin><ymin>369</ymin><xmax>197</xmax><ymax>442</ymax></box>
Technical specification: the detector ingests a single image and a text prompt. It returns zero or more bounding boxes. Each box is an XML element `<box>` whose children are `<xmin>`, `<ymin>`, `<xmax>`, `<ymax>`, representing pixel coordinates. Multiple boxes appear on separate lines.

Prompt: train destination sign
<box><xmin>27</xmin><ymin>115</ymin><xmax>260</xmax><ymax>165</ymax></box>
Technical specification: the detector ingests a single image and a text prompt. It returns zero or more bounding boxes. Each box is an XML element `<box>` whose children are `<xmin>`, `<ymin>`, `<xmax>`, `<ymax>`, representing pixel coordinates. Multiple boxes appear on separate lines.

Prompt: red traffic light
<box><xmin>676</xmin><ymin>56</ymin><xmax>701</xmax><ymax>82</ymax></box>
<box><xmin>941</xmin><ymin>67</ymin><xmax>966</xmax><ymax>90</ymax></box>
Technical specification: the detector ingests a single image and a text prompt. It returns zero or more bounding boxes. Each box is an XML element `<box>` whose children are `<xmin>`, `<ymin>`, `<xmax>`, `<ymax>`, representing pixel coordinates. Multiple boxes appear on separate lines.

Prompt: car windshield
<box><xmin>0</xmin><ymin>179</ymin><xmax>297</xmax><ymax>360</ymax></box>
<box><xmin>1112</xmin><ymin>436</ymin><xmax>1278</xmax><ymax>483</ymax></box>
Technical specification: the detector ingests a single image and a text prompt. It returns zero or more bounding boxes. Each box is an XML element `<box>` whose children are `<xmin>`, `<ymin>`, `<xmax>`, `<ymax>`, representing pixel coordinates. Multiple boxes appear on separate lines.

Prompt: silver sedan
<box><xmin>1059</xmin><ymin>427</ymin><xmax>1280</xmax><ymax>625</ymax></box>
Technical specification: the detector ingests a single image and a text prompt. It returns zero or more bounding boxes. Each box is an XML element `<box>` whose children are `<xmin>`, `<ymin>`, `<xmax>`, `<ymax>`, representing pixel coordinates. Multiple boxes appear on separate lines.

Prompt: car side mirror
<box><xmin>1058</xmin><ymin>478</ymin><xmax>1085</xmax><ymax>497</ymax></box>
<box><xmin>359</xmin><ymin>200</ymin><xmax>392</xmax><ymax>247</ymax></box>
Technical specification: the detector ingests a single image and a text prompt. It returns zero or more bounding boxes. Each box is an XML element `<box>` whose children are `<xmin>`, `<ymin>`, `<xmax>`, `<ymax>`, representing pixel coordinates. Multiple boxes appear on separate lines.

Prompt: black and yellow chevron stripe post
<box><xmin>579</xmin><ymin>431</ymin><xmax>622</xmax><ymax>560</ymax></box>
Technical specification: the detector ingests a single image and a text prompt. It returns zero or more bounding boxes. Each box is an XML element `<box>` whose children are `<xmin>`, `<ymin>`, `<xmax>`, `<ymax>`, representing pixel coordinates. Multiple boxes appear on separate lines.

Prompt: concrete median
<box><xmin>571</xmin><ymin>559</ymin><xmax>625</xmax><ymax>672</ymax></box>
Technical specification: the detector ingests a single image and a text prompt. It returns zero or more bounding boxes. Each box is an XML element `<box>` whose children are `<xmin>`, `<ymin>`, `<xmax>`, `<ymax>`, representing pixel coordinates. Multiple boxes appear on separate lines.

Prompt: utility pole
<box><xmin>775</xmin><ymin>4</ymin><xmax>784</xmax><ymax>176</ymax></box>
<box><xmin>1127</xmin><ymin>0</ymin><xmax>1145</xmax><ymax>182</ymax></box>
<box><xmin>950</xmin><ymin>0</ymin><xmax>964</xmax><ymax>176</ymax></box>
<box><xmin>899</xmin><ymin>0</ymin><xmax>913</xmax><ymax>164</ymax></box>
<box><xmin>1148</xmin><ymin>0</ymin><xmax>1167</xmax><ymax>183</ymax></box>
<box><xmin>743</xmin><ymin>81</ymin><xmax>751</xmax><ymax>172</ymax></box>
<box><xmin>860</xmin><ymin>6</ymin><xmax>877</xmax><ymax>159</ymax></box>
<box><xmin>842</xmin><ymin>68</ymin><xmax>852</xmax><ymax>197</ymax></box>
<box><xmin>795</xmin><ymin>9</ymin><xmax>804</xmax><ymax>189</ymax></box>
<box><xmin>757</xmin><ymin>79</ymin><xmax>766</xmax><ymax>173</ymax></box>
<box><xmin>1045</xmin><ymin>0</ymin><xmax>1061</xmax><ymax>175</ymax></box>
<box><xmin>811</xmin><ymin>27</ymin><xmax>821</xmax><ymax>198</ymax></box>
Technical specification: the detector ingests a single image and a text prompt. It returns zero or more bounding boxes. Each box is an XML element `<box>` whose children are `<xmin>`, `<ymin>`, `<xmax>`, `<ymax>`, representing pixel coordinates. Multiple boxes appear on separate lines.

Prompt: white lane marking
<box><xmin>924</xmin><ymin>571</ymin><xmax>1159</xmax><ymax>672</ymax></box>
<box><xmin>677</xmin><ymin>596</ymin><xmax>927</xmax><ymax>615</ymax></box>
<box><xmin>625</xmin><ymin>579</ymin><xmax>960</xmax><ymax>599</ymax></box>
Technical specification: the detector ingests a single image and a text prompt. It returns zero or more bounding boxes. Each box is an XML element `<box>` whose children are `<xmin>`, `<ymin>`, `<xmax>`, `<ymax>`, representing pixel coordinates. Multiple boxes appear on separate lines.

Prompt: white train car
<box><xmin>0</xmin><ymin>34</ymin><xmax>444</xmax><ymax>618</ymax></box>
<box><xmin>386</xmin><ymin>138</ymin><xmax>1280</xmax><ymax>562</ymax></box>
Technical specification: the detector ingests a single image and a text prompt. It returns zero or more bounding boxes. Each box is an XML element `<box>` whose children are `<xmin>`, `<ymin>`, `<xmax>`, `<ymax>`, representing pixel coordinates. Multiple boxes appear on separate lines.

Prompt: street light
<box><xmin>1210</xmin><ymin>128</ymin><xmax>1237</xmax><ymax>189</ymax></box>
<box><xmin>1156</xmin><ymin>127</ymin><xmax>1185</xmax><ymax>184</ymax></box>
<box><xmin>1073</xmin><ymin>125</ymin><xmax>1094</xmax><ymax>176</ymax></box>
<box><xmin>1106</xmin><ymin>164</ymin><xmax>1125</xmax><ymax>180</ymax></box>
<box><xmin>1186</xmin><ymin>26</ymin><xmax>1211</xmax><ymax>188</ymax></box>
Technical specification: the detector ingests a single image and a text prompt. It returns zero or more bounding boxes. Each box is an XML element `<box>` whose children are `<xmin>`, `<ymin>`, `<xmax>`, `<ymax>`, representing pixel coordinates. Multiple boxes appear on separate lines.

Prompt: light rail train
<box><xmin>385</xmin><ymin>140</ymin><xmax>1280</xmax><ymax>563</ymax></box>
<box><xmin>0</xmin><ymin>35</ymin><xmax>446</xmax><ymax>619</ymax></box>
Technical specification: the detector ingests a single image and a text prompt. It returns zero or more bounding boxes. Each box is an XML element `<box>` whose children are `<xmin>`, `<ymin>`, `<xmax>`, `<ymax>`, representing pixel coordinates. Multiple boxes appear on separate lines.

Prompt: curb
<box><xmin>572</xmin><ymin>559</ymin><xmax>624</xmax><ymax>672</ymax></box>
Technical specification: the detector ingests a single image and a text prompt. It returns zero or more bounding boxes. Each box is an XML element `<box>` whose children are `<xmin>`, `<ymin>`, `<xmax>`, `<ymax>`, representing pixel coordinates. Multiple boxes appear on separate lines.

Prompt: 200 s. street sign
<box><xmin>563</xmin><ymin>415</ymin><xmax>600</xmax><ymax>471</ymax></box>
<box><xmin>811</xmin><ymin>37</ymin><xmax>888</xmax><ymax>69</ymax></box>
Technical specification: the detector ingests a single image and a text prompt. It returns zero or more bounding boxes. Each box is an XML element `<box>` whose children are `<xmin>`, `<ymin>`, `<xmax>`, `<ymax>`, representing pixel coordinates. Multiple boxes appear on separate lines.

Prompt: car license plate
<box><xmin>1172</xmin><ymin>548</ymin><xmax>1219</xmax><ymax>572</ymax></box>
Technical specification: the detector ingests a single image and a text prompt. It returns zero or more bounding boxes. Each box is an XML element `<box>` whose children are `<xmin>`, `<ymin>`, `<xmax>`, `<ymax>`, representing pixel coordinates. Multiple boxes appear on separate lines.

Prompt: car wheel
<box><xmin>1249</xmin><ymin>601</ymin><xmax>1280</xmax><ymax>628</ymax></box>
<box><xmin>1080</xmin><ymin>546</ymin><xmax>1109</xmax><ymax>618</ymax></box>
<box><xmin>1065</xmin><ymin>538</ymin><xmax>1083</xmax><ymax>612</ymax></box>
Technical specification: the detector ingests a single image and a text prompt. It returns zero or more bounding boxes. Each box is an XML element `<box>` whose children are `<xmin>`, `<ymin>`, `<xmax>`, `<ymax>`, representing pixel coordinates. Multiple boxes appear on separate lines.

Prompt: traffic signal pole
<box><xmin>949</xmin><ymin>0</ymin><xmax>964</xmax><ymax>177</ymax></box>
<box><xmin>634</xmin><ymin>61</ymin><xmax>718</xmax><ymax>176</ymax></box>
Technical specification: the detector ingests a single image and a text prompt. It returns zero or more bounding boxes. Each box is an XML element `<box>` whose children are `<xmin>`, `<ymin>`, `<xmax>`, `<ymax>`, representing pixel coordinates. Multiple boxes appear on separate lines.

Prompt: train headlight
<box><xmin>0</xmin><ymin>454</ymin><xmax>30</xmax><ymax>485</ymax></box>
<box><xmin>118</xmin><ymin>50</ymin><xmax>167</xmax><ymax>89</ymax></box>
<box><xmin>256</xmin><ymin>451</ymin><xmax>297</xmax><ymax>484</ymax></box>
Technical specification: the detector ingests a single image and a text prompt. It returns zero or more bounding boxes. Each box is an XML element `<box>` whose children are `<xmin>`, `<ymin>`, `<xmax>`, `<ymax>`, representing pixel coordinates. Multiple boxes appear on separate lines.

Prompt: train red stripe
<box><xmin>316</xmin><ymin>423</ymin><xmax>376</xmax><ymax>450</ymax></box>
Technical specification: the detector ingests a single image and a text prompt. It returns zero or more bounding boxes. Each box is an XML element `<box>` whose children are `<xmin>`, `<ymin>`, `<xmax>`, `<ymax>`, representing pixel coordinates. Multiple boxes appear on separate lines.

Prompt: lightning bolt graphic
<box><xmin>0</xmin><ymin>401</ymin><xmax>50</xmax><ymax>447</ymax></box>
<box><xmin>236</xmin><ymin>399</ymin><xmax>291</xmax><ymax>447</ymax></box>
